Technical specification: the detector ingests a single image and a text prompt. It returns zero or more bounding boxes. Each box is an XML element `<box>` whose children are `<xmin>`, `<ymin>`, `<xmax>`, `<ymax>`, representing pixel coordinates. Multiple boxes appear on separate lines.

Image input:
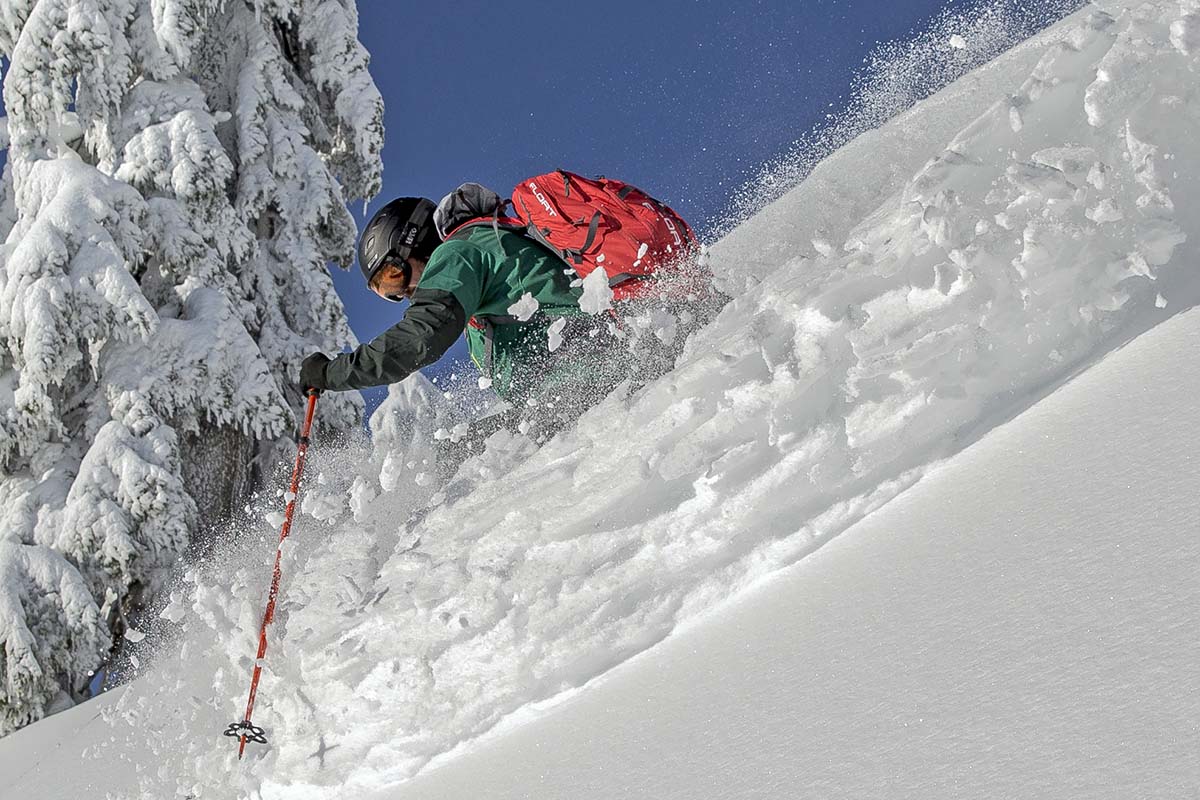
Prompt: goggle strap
<box><xmin>391</xmin><ymin>202</ymin><xmax>433</xmax><ymax>262</ymax></box>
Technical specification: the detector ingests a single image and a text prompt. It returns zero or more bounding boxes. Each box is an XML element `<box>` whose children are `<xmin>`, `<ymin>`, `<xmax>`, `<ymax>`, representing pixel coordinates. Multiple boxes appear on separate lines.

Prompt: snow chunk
<box><xmin>507</xmin><ymin>292</ymin><xmax>540</xmax><ymax>322</ymax></box>
<box><xmin>1126</xmin><ymin>253</ymin><xmax>1154</xmax><ymax>281</ymax></box>
<box><xmin>547</xmin><ymin>317</ymin><xmax>568</xmax><ymax>352</ymax></box>
<box><xmin>1009</xmin><ymin>105</ymin><xmax>1023</xmax><ymax>133</ymax></box>
<box><xmin>949</xmin><ymin>34</ymin><xmax>967</xmax><ymax>49</ymax></box>
<box><xmin>159</xmin><ymin>595</ymin><xmax>187</xmax><ymax>624</ymax></box>
<box><xmin>301</xmin><ymin>487</ymin><xmax>346</xmax><ymax>524</ymax></box>
<box><xmin>1170</xmin><ymin>14</ymin><xmax>1200</xmax><ymax>55</ymax></box>
<box><xmin>579</xmin><ymin>268</ymin><xmax>614</xmax><ymax>314</ymax></box>
<box><xmin>1086</xmin><ymin>200</ymin><xmax>1123</xmax><ymax>224</ymax></box>
<box><xmin>349</xmin><ymin>478</ymin><xmax>378</xmax><ymax>522</ymax></box>
<box><xmin>123</xmin><ymin>628</ymin><xmax>146</xmax><ymax>644</ymax></box>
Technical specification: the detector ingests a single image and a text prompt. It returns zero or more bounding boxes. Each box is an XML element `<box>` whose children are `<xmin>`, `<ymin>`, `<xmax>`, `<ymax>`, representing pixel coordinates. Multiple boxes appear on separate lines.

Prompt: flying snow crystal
<box><xmin>434</xmin><ymin>423</ymin><xmax>471</xmax><ymax>443</ymax></box>
<box><xmin>548</xmin><ymin>317</ymin><xmax>568</xmax><ymax>352</ymax></box>
<box><xmin>479</xmin><ymin>377</ymin><xmax>494</xmax><ymax>390</ymax></box>
<box><xmin>508</xmin><ymin>292</ymin><xmax>540</xmax><ymax>321</ymax></box>
<box><xmin>579</xmin><ymin>268</ymin><xmax>614</xmax><ymax>314</ymax></box>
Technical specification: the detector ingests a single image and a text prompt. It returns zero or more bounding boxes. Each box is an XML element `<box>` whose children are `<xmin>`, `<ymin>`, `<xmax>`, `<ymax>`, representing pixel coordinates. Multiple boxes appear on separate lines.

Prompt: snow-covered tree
<box><xmin>0</xmin><ymin>0</ymin><xmax>382</xmax><ymax>734</ymax></box>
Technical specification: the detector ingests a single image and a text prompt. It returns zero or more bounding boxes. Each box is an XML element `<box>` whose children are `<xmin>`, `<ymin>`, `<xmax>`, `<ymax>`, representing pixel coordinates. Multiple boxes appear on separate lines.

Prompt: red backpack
<box><xmin>440</xmin><ymin>170</ymin><xmax>702</xmax><ymax>301</ymax></box>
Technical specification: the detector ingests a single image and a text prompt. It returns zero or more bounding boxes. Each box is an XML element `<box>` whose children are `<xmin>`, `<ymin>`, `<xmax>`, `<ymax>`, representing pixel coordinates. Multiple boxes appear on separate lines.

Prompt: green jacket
<box><xmin>323</xmin><ymin>226</ymin><xmax>591</xmax><ymax>400</ymax></box>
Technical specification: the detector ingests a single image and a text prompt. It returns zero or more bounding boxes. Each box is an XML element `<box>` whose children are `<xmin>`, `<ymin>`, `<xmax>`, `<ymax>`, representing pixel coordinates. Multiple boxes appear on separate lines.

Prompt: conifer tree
<box><xmin>0</xmin><ymin>0</ymin><xmax>382</xmax><ymax>734</ymax></box>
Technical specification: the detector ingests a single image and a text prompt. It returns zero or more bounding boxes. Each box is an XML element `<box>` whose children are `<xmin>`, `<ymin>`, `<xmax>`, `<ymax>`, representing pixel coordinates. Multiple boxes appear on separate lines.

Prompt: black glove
<box><xmin>299</xmin><ymin>352</ymin><xmax>332</xmax><ymax>392</ymax></box>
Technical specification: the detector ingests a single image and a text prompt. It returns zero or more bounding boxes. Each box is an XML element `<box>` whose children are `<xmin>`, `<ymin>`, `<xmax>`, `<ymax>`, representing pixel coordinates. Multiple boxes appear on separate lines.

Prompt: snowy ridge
<box><xmin>720</xmin><ymin>0</ymin><xmax>1087</xmax><ymax>237</ymax></box>
<box><xmin>27</xmin><ymin>1</ymin><xmax>1200</xmax><ymax>797</ymax></box>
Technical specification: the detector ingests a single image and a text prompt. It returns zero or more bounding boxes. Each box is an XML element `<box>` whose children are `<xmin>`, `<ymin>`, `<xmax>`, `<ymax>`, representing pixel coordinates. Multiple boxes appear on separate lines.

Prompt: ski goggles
<box><xmin>368</xmin><ymin>257</ymin><xmax>414</xmax><ymax>303</ymax></box>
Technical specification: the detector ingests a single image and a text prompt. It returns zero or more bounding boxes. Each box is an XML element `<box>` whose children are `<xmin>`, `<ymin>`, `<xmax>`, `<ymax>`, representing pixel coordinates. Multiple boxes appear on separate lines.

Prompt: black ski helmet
<box><xmin>358</xmin><ymin>197</ymin><xmax>439</xmax><ymax>283</ymax></box>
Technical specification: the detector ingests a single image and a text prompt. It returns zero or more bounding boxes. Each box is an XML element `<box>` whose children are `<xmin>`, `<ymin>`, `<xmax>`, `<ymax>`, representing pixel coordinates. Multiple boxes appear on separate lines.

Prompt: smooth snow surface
<box><xmin>3</xmin><ymin>0</ymin><xmax>1199</xmax><ymax>797</ymax></box>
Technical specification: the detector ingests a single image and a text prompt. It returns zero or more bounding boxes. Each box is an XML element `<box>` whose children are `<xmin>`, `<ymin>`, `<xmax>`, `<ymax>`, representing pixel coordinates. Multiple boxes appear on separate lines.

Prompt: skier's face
<box><xmin>369</xmin><ymin>258</ymin><xmax>424</xmax><ymax>302</ymax></box>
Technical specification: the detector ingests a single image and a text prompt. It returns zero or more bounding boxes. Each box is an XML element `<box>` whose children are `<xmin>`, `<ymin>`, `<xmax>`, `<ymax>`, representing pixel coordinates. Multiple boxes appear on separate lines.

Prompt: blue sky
<box><xmin>334</xmin><ymin>0</ymin><xmax>995</xmax><ymax>412</ymax></box>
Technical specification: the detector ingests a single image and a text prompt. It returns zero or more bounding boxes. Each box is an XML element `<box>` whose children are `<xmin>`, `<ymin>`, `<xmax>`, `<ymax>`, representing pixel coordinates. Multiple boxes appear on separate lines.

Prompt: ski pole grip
<box><xmin>296</xmin><ymin>390</ymin><xmax>319</xmax><ymax>442</ymax></box>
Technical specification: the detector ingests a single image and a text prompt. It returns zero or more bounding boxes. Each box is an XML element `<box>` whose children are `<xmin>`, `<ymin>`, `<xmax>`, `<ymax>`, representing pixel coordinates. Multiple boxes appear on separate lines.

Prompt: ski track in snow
<box><xmin>70</xmin><ymin>2</ymin><xmax>1200</xmax><ymax>797</ymax></box>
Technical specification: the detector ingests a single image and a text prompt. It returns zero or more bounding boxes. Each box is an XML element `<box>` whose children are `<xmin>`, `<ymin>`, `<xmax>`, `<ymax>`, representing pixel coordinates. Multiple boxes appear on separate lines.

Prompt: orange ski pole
<box><xmin>224</xmin><ymin>389</ymin><xmax>320</xmax><ymax>758</ymax></box>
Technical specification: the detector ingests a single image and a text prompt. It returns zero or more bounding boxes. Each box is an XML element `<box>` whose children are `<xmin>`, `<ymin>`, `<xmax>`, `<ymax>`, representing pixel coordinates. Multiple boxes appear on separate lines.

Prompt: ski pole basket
<box><xmin>224</xmin><ymin>719</ymin><xmax>268</xmax><ymax>746</ymax></box>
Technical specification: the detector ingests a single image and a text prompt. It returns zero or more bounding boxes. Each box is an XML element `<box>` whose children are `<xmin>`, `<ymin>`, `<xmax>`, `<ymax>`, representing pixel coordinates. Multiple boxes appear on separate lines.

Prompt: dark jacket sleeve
<box><xmin>323</xmin><ymin>288</ymin><xmax>466</xmax><ymax>391</ymax></box>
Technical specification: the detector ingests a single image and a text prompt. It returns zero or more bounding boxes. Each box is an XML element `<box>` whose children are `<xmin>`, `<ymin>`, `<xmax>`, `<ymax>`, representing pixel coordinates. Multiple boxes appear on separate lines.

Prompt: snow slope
<box><xmin>3</xmin><ymin>0</ymin><xmax>1200</xmax><ymax>796</ymax></box>
<box><xmin>395</xmin><ymin>272</ymin><xmax>1200</xmax><ymax>800</ymax></box>
<box><xmin>7</xmin><ymin>305</ymin><xmax>1200</xmax><ymax>798</ymax></box>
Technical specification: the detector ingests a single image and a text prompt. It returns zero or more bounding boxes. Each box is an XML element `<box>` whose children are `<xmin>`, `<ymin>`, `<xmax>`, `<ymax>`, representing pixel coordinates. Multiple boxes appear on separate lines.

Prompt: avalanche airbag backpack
<box><xmin>435</xmin><ymin>170</ymin><xmax>701</xmax><ymax>301</ymax></box>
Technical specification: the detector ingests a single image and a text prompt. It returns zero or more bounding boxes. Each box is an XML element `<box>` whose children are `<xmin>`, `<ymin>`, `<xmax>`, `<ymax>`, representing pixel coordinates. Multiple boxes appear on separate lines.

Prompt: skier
<box><xmin>300</xmin><ymin>183</ymin><xmax>721</xmax><ymax>444</ymax></box>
